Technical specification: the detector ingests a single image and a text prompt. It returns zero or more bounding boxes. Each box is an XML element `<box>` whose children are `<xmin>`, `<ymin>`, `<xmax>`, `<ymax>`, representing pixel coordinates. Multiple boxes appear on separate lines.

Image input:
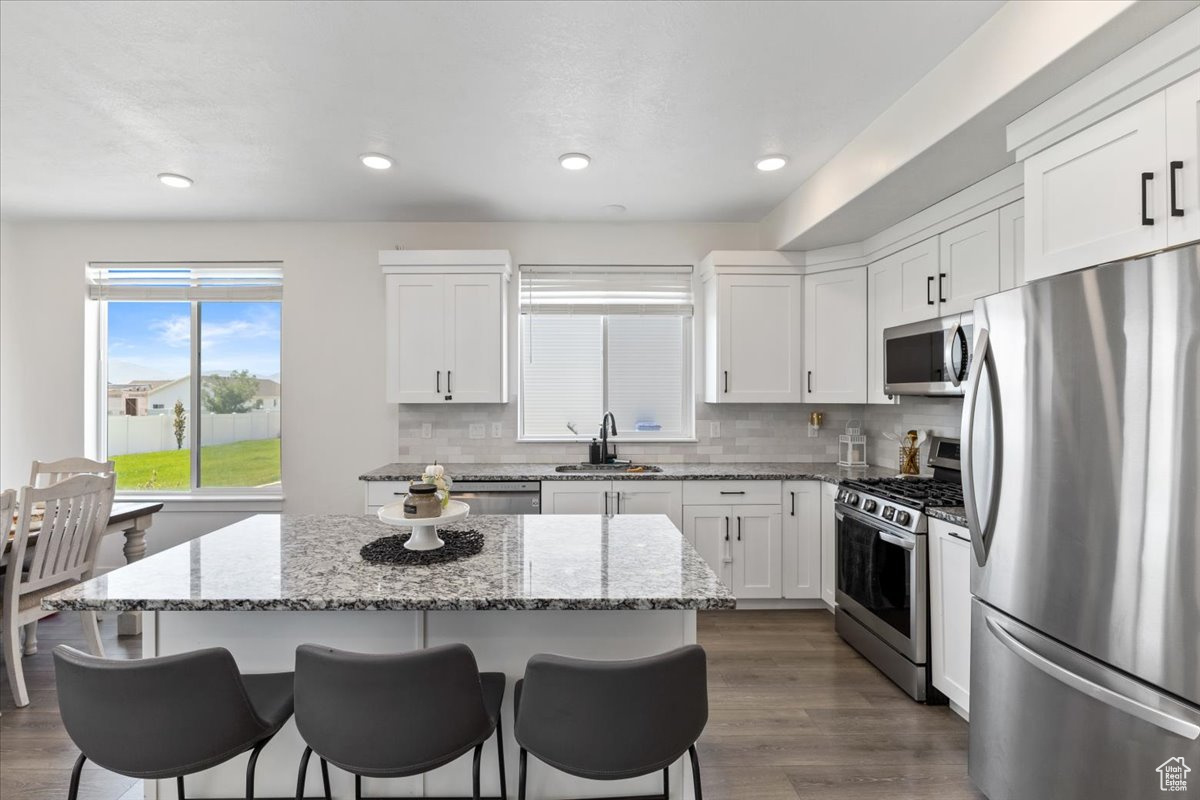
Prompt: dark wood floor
<box><xmin>1</xmin><ymin>610</ymin><xmax>982</xmax><ymax>800</ymax></box>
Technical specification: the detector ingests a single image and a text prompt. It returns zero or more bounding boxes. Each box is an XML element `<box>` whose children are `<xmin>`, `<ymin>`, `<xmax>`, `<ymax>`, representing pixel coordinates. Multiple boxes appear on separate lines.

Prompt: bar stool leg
<box><xmin>688</xmin><ymin>744</ymin><xmax>703</xmax><ymax>800</ymax></box>
<box><xmin>295</xmin><ymin>745</ymin><xmax>313</xmax><ymax>800</ymax></box>
<box><xmin>495</xmin><ymin>711</ymin><xmax>507</xmax><ymax>800</ymax></box>
<box><xmin>661</xmin><ymin>764</ymin><xmax>669</xmax><ymax>799</ymax></box>
<box><xmin>320</xmin><ymin>757</ymin><xmax>332</xmax><ymax>800</ymax></box>
<box><xmin>518</xmin><ymin>748</ymin><xmax>528</xmax><ymax>800</ymax></box>
<box><xmin>472</xmin><ymin>742</ymin><xmax>484</xmax><ymax>800</ymax></box>
<box><xmin>177</xmin><ymin>774</ymin><xmax>186</xmax><ymax>800</ymax></box>
<box><xmin>67</xmin><ymin>753</ymin><xmax>87</xmax><ymax>800</ymax></box>
<box><xmin>355</xmin><ymin>773</ymin><xmax>363</xmax><ymax>800</ymax></box>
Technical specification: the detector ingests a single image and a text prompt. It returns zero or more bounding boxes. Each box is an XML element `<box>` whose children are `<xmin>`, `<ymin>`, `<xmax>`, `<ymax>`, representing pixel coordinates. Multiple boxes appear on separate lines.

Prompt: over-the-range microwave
<box><xmin>883</xmin><ymin>312</ymin><xmax>973</xmax><ymax>397</ymax></box>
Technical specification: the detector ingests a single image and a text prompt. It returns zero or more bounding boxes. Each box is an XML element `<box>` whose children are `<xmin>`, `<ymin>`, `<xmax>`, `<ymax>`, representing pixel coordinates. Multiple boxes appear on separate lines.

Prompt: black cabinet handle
<box><xmin>938</xmin><ymin>273</ymin><xmax>947</xmax><ymax>303</ymax></box>
<box><xmin>447</xmin><ymin>370</ymin><xmax>452</xmax><ymax>393</ymax></box>
<box><xmin>926</xmin><ymin>275</ymin><xmax>934</xmax><ymax>305</ymax></box>
<box><xmin>1142</xmin><ymin>172</ymin><xmax>1154</xmax><ymax>226</ymax></box>
<box><xmin>737</xmin><ymin>516</ymin><xmax>742</xmax><ymax>541</ymax></box>
<box><xmin>719</xmin><ymin>490</ymin><xmax>746</xmax><ymax>495</ymax></box>
<box><xmin>807</xmin><ymin>371</ymin><xmax>812</xmax><ymax>393</ymax></box>
<box><xmin>436</xmin><ymin>371</ymin><xmax>441</xmax><ymax>393</ymax></box>
<box><xmin>724</xmin><ymin>370</ymin><xmax>729</xmax><ymax>393</ymax></box>
<box><xmin>1170</xmin><ymin>161</ymin><xmax>1184</xmax><ymax>217</ymax></box>
<box><xmin>948</xmin><ymin>531</ymin><xmax>972</xmax><ymax>543</ymax></box>
<box><xmin>790</xmin><ymin>491</ymin><xmax>796</xmax><ymax>516</ymax></box>
<box><xmin>724</xmin><ymin>516</ymin><xmax>729</xmax><ymax>541</ymax></box>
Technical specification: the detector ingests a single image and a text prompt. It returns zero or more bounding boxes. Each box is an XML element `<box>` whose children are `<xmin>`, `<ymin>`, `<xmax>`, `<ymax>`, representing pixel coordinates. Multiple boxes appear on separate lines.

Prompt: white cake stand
<box><xmin>376</xmin><ymin>499</ymin><xmax>470</xmax><ymax>551</ymax></box>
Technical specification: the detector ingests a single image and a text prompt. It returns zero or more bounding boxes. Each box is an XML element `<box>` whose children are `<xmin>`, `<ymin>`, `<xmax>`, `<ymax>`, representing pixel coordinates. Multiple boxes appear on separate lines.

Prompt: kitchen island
<box><xmin>45</xmin><ymin>513</ymin><xmax>733</xmax><ymax>800</ymax></box>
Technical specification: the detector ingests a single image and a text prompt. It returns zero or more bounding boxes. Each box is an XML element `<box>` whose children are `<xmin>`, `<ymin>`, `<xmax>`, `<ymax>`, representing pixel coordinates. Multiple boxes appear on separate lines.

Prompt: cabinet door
<box><xmin>1167</xmin><ymin>72</ymin><xmax>1200</xmax><ymax>247</ymax></box>
<box><xmin>803</xmin><ymin>267</ymin><xmax>867</xmax><ymax>404</ymax></box>
<box><xmin>999</xmin><ymin>200</ymin><xmax>1026</xmax><ymax>291</ymax></box>
<box><xmin>444</xmin><ymin>274</ymin><xmax>506</xmax><ymax>403</ymax></box>
<box><xmin>1024</xmin><ymin>92</ymin><xmax>1168</xmax><ymax>282</ymax></box>
<box><xmin>717</xmin><ymin>274</ymin><xmax>804</xmax><ymax>402</ymax></box>
<box><xmin>820</xmin><ymin>482</ymin><xmax>837</xmax><ymax>609</ymax></box>
<box><xmin>385</xmin><ymin>274</ymin><xmax>445</xmax><ymax>403</ymax></box>
<box><xmin>866</xmin><ymin>239</ymin><xmax>938</xmax><ymax>404</ymax></box>
<box><xmin>614</xmin><ymin>481</ymin><xmax>683</xmax><ymax>531</ymax></box>
<box><xmin>540</xmin><ymin>481</ymin><xmax>612</xmax><ymax>515</ymax></box>
<box><xmin>683</xmin><ymin>505</ymin><xmax>732</xmax><ymax>588</ymax></box>
<box><xmin>730</xmin><ymin>505</ymin><xmax>782</xmax><ymax>599</ymax></box>
<box><xmin>782</xmin><ymin>481</ymin><xmax>821</xmax><ymax>599</ymax></box>
<box><xmin>929</xmin><ymin>520</ymin><xmax>972</xmax><ymax>713</ymax></box>
<box><xmin>938</xmin><ymin>211</ymin><xmax>1000</xmax><ymax>315</ymax></box>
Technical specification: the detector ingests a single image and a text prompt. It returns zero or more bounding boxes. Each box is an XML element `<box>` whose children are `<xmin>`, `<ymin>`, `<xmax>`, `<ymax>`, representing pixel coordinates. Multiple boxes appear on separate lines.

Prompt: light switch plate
<box><xmin>491</xmin><ymin>422</ymin><xmax>503</xmax><ymax>438</ymax></box>
<box><xmin>469</xmin><ymin>423</ymin><xmax>486</xmax><ymax>439</ymax></box>
<box><xmin>709</xmin><ymin>421</ymin><xmax>721</xmax><ymax>439</ymax></box>
<box><xmin>420</xmin><ymin>423</ymin><xmax>433</xmax><ymax>439</ymax></box>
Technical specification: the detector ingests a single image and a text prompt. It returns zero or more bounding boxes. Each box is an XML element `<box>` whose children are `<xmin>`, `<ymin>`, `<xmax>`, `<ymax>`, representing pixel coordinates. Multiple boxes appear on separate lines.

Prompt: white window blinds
<box><xmin>87</xmin><ymin>263</ymin><xmax>283</xmax><ymax>301</ymax></box>
<box><xmin>519</xmin><ymin>265</ymin><xmax>693</xmax><ymax>316</ymax></box>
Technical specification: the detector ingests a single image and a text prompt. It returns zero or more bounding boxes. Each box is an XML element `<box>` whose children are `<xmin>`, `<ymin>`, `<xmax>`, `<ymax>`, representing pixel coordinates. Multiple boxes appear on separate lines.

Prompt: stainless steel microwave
<box><xmin>883</xmin><ymin>312</ymin><xmax>973</xmax><ymax>397</ymax></box>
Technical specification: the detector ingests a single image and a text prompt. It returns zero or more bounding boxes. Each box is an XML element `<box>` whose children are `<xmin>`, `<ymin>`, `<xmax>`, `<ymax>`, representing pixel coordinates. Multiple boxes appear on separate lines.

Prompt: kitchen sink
<box><xmin>554</xmin><ymin>463</ymin><xmax>664</xmax><ymax>473</ymax></box>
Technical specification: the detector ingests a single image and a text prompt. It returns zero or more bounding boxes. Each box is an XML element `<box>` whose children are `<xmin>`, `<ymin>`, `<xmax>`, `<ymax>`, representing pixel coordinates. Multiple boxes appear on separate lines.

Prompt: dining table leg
<box><xmin>117</xmin><ymin>515</ymin><xmax>152</xmax><ymax>636</ymax></box>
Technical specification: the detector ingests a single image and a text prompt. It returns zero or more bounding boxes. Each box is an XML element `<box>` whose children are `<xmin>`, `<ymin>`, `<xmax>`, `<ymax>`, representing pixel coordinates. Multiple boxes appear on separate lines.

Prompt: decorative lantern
<box><xmin>838</xmin><ymin>419</ymin><xmax>867</xmax><ymax>467</ymax></box>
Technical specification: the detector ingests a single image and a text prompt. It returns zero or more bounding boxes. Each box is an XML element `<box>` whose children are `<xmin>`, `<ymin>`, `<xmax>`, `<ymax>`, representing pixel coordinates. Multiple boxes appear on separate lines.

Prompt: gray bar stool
<box><xmin>514</xmin><ymin>645</ymin><xmax>707</xmax><ymax>800</ymax></box>
<box><xmin>293</xmin><ymin>643</ymin><xmax>506</xmax><ymax>800</ymax></box>
<box><xmin>53</xmin><ymin>644</ymin><xmax>295</xmax><ymax>800</ymax></box>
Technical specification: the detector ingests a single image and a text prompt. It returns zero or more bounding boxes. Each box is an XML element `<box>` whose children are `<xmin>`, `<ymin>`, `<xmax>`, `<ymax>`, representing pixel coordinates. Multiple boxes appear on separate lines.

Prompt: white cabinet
<box><xmin>998</xmin><ymin>200</ymin><xmax>1026</xmax><ymax>290</ymax></box>
<box><xmin>704</xmin><ymin>273</ymin><xmax>804</xmax><ymax>403</ymax></box>
<box><xmin>781</xmin><ymin>481</ymin><xmax>821</xmax><ymax>599</ymax></box>
<box><xmin>938</xmin><ymin>211</ymin><xmax>999</xmax><ymax>315</ymax></box>
<box><xmin>682</xmin><ymin>480</ymin><xmax>782</xmax><ymax>600</ymax></box>
<box><xmin>866</xmin><ymin>238</ymin><xmax>938</xmax><ymax>404</ymax></box>
<box><xmin>803</xmin><ymin>267</ymin><xmax>867</xmax><ymax>404</ymax></box>
<box><xmin>730</xmin><ymin>506</ymin><xmax>782</xmax><ymax>599</ymax></box>
<box><xmin>683</xmin><ymin>506</ymin><xmax>732</xmax><ymax>589</ymax></box>
<box><xmin>820</xmin><ymin>481</ymin><xmax>837</xmax><ymax>609</ymax></box>
<box><xmin>541</xmin><ymin>480</ymin><xmax>683</xmax><ymax>529</ymax></box>
<box><xmin>929</xmin><ymin>518</ymin><xmax>972</xmax><ymax>717</ymax></box>
<box><xmin>1023</xmin><ymin>73</ymin><xmax>1200</xmax><ymax>282</ymax></box>
<box><xmin>382</xmin><ymin>250</ymin><xmax>510</xmax><ymax>404</ymax></box>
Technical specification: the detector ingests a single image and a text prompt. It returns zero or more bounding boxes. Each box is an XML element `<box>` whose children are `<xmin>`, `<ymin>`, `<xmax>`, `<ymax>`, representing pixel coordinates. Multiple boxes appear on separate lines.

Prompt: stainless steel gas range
<box><xmin>833</xmin><ymin>435</ymin><xmax>964</xmax><ymax>702</ymax></box>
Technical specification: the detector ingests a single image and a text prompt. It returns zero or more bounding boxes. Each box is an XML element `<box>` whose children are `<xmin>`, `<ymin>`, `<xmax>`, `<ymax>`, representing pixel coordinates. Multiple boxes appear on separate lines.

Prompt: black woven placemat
<box><xmin>360</xmin><ymin>528</ymin><xmax>484</xmax><ymax>565</ymax></box>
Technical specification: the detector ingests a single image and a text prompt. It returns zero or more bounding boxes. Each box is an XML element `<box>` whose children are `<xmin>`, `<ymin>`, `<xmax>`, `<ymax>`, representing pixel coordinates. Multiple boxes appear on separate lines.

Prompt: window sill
<box><xmin>517</xmin><ymin>437</ymin><xmax>699</xmax><ymax>444</ymax></box>
<box><xmin>115</xmin><ymin>492</ymin><xmax>284</xmax><ymax>513</ymax></box>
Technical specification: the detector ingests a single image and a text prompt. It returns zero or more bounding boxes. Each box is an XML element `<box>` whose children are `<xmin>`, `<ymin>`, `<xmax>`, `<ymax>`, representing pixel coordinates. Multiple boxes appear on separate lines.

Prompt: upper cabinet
<box><xmin>382</xmin><ymin>250</ymin><xmax>511</xmax><ymax>404</ymax></box>
<box><xmin>701</xmin><ymin>255</ymin><xmax>805</xmax><ymax>403</ymax></box>
<box><xmin>803</xmin><ymin>267</ymin><xmax>866</xmax><ymax>404</ymax></box>
<box><xmin>937</xmin><ymin>211</ymin><xmax>999</xmax><ymax>314</ymax></box>
<box><xmin>998</xmin><ymin>200</ymin><xmax>1025</xmax><ymax>291</ymax></box>
<box><xmin>1010</xmin><ymin>10</ymin><xmax>1200</xmax><ymax>282</ymax></box>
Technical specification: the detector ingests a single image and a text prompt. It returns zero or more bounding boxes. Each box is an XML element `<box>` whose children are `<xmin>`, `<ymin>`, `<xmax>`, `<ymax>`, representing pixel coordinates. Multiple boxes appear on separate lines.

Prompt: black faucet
<box><xmin>599</xmin><ymin>412</ymin><xmax>618</xmax><ymax>463</ymax></box>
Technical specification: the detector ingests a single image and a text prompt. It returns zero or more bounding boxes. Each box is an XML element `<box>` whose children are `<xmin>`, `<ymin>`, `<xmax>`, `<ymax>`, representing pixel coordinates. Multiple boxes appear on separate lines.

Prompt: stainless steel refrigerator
<box><xmin>964</xmin><ymin>243</ymin><xmax>1200</xmax><ymax>800</ymax></box>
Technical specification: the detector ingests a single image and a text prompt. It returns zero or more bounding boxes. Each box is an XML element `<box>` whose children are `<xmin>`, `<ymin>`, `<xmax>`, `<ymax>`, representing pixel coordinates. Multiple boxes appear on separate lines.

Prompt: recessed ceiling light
<box><xmin>360</xmin><ymin>153</ymin><xmax>394</xmax><ymax>170</ymax></box>
<box><xmin>559</xmin><ymin>153</ymin><xmax>591</xmax><ymax>170</ymax></box>
<box><xmin>603</xmin><ymin>204</ymin><xmax>626</xmax><ymax>215</ymax></box>
<box><xmin>754</xmin><ymin>155</ymin><xmax>789</xmax><ymax>172</ymax></box>
<box><xmin>157</xmin><ymin>172</ymin><xmax>193</xmax><ymax>188</ymax></box>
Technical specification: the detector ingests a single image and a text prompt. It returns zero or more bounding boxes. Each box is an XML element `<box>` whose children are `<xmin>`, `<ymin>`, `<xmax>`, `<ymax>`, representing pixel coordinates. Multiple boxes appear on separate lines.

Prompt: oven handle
<box><xmin>878</xmin><ymin>530</ymin><xmax>915</xmax><ymax>551</ymax></box>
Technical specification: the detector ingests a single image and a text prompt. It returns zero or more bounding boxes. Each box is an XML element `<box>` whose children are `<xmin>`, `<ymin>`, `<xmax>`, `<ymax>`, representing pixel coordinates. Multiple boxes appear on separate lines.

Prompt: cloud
<box><xmin>151</xmin><ymin>315</ymin><xmax>191</xmax><ymax>348</ymax></box>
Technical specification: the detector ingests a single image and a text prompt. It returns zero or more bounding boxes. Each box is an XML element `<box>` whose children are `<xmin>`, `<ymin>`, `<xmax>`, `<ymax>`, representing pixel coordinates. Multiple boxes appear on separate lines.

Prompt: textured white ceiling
<box><xmin>0</xmin><ymin>0</ymin><xmax>1003</xmax><ymax>222</ymax></box>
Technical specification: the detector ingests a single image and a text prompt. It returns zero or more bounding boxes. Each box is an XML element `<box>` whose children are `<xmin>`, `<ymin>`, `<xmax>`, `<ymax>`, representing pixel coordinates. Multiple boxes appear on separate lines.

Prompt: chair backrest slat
<box><xmin>12</xmin><ymin>474</ymin><xmax>113</xmax><ymax>595</ymax></box>
<box><xmin>29</xmin><ymin>457</ymin><xmax>115</xmax><ymax>489</ymax></box>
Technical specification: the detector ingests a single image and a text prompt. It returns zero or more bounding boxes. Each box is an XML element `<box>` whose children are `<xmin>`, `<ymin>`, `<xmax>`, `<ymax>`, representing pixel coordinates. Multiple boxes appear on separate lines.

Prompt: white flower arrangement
<box><xmin>421</xmin><ymin>463</ymin><xmax>452</xmax><ymax>508</ymax></box>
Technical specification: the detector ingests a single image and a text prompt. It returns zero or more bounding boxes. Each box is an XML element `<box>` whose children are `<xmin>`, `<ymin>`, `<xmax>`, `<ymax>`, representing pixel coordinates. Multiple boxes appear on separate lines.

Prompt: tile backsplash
<box><xmin>395</xmin><ymin>396</ymin><xmax>962</xmax><ymax>474</ymax></box>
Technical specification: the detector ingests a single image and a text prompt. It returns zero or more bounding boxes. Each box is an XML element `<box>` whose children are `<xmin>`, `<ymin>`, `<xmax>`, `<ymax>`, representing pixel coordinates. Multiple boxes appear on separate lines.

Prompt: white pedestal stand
<box><xmin>376</xmin><ymin>500</ymin><xmax>470</xmax><ymax>551</ymax></box>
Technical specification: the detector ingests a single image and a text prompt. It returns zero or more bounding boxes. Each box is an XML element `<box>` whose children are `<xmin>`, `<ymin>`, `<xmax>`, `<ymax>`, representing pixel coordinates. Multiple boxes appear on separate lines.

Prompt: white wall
<box><xmin>0</xmin><ymin>220</ymin><xmax>760</xmax><ymax>562</ymax></box>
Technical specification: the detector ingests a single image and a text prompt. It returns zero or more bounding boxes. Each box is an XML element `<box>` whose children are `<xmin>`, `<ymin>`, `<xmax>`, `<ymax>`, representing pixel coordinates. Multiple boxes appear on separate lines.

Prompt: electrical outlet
<box><xmin>491</xmin><ymin>422</ymin><xmax>503</xmax><ymax>438</ymax></box>
<box><xmin>709</xmin><ymin>421</ymin><xmax>721</xmax><ymax>439</ymax></box>
<box><xmin>420</xmin><ymin>423</ymin><xmax>432</xmax><ymax>439</ymax></box>
<box><xmin>469</xmin><ymin>423</ymin><xmax>486</xmax><ymax>439</ymax></box>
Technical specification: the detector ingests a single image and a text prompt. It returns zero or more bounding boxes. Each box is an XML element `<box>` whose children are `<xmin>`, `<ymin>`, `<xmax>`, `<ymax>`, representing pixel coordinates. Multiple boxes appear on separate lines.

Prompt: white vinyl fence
<box><xmin>107</xmin><ymin>411</ymin><xmax>280</xmax><ymax>456</ymax></box>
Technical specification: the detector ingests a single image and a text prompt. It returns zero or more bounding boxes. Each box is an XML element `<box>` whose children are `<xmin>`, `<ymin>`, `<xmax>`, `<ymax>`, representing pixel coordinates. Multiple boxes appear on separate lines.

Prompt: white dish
<box><xmin>376</xmin><ymin>499</ymin><xmax>470</xmax><ymax>550</ymax></box>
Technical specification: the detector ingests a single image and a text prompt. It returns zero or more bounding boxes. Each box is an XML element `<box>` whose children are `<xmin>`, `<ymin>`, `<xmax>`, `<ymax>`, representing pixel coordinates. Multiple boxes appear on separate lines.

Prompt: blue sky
<box><xmin>107</xmin><ymin>302</ymin><xmax>281</xmax><ymax>384</ymax></box>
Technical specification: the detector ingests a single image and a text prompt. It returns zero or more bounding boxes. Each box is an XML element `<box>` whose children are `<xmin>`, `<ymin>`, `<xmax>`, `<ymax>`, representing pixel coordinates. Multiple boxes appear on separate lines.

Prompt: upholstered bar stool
<box><xmin>293</xmin><ymin>643</ymin><xmax>506</xmax><ymax>800</ymax></box>
<box><xmin>53</xmin><ymin>645</ymin><xmax>295</xmax><ymax>800</ymax></box>
<box><xmin>514</xmin><ymin>645</ymin><xmax>708</xmax><ymax>800</ymax></box>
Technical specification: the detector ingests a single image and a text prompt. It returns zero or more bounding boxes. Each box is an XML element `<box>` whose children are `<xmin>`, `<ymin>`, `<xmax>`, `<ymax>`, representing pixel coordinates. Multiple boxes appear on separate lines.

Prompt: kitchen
<box><xmin>2</xmin><ymin>2</ymin><xmax>1198</xmax><ymax>799</ymax></box>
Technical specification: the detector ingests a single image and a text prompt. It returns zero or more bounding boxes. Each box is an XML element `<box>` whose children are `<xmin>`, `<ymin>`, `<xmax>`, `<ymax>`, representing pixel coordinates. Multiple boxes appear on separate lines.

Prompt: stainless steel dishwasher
<box><xmin>450</xmin><ymin>481</ymin><xmax>541</xmax><ymax>514</ymax></box>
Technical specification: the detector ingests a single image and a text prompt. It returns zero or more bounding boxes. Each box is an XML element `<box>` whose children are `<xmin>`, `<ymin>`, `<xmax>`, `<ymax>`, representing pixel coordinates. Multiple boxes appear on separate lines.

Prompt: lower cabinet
<box><xmin>540</xmin><ymin>480</ymin><xmax>612</xmax><ymax>515</ymax></box>
<box><xmin>682</xmin><ymin>505</ymin><xmax>733</xmax><ymax>589</ymax></box>
<box><xmin>929</xmin><ymin>518</ymin><xmax>972</xmax><ymax>716</ymax></box>
<box><xmin>782</xmin><ymin>481</ymin><xmax>822</xmax><ymax>599</ymax></box>
<box><xmin>540</xmin><ymin>480</ymin><xmax>683</xmax><ymax>530</ymax></box>
<box><xmin>682</xmin><ymin>504</ymin><xmax>782</xmax><ymax>599</ymax></box>
<box><xmin>820</xmin><ymin>482</ymin><xmax>837</xmax><ymax>609</ymax></box>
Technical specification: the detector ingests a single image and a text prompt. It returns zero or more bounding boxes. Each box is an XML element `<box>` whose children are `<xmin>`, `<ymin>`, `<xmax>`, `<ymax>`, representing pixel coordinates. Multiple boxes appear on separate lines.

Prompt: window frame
<box><xmin>517</xmin><ymin>313</ymin><xmax>696</xmax><ymax>443</ymax></box>
<box><xmin>90</xmin><ymin>266</ymin><xmax>283</xmax><ymax>501</ymax></box>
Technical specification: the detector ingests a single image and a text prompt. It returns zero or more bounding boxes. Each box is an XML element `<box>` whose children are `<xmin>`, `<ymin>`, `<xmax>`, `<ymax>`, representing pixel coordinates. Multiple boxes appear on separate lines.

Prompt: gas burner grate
<box><xmin>840</xmin><ymin>477</ymin><xmax>964</xmax><ymax>509</ymax></box>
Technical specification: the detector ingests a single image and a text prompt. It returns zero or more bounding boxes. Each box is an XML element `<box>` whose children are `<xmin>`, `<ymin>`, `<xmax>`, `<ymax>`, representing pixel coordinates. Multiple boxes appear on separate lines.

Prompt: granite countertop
<box><xmin>927</xmin><ymin>506</ymin><xmax>970</xmax><ymax>527</ymax></box>
<box><xmin>359</xmin><ymin>461</ymin><xmax>899</xmax><ymax>483</ymax></box>
<box><xmin>44</xmin><ymin>513</ymin><xmax>735</xmax><ymax>613</ymax></box>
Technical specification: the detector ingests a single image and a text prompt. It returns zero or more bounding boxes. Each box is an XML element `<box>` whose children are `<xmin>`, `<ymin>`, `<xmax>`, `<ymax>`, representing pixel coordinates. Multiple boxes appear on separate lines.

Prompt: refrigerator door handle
<box><xmin>962</xmin><ymin>326</ymin><xmax>1002</xmax><ymax>565</ymax></box>
<box><xmin>985</xmin><ymin>615</ymin><xmax>1200</xmax><ymax>740</ymax></box>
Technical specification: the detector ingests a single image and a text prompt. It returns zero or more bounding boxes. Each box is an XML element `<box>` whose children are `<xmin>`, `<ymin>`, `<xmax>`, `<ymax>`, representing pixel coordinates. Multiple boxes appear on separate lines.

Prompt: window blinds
<box><xmin>87</xmin><ymin>263</ymin><xmax>283</xmax><ymax>301</ymax></box>
<box><xmin>519</xmin><ymin>265</ymin><xmax>693</xmax><ymax>316</ymax></box>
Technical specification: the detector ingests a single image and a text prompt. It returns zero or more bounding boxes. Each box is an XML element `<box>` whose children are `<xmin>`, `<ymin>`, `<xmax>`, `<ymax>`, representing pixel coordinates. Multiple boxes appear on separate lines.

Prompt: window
<box><xmin>89</xmin><ymin>264</ymin><xmax>282</xmax><ymax>494</ymax></box>
<box><xmin>519</xmin><ymin>266</ymin><xmax>694</xmax><ymax>440</ymax></box>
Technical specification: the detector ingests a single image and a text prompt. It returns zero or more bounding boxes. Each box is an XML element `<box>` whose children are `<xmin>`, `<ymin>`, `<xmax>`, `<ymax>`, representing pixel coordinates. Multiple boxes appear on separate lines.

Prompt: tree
<box><xmin>172</xmin><ymin>400</ymin><xmax>187</xmax><ymax>449</ymax></box>
<box><xmin>202</xmin><ymin>370</ymin><xmax>259</xmax><ymax>414</ymax></box>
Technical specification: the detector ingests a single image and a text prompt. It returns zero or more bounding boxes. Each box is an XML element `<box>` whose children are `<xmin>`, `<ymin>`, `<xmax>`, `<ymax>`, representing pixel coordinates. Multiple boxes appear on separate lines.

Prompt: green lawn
<box><xmin>112</xmin><ymin>438</ymin><xmax>280</xmax><ymax>490</ymax></box>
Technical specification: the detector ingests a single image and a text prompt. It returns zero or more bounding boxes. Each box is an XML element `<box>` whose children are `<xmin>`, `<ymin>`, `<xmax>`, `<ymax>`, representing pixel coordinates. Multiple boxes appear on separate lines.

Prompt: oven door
<box><xmin>883</xmin><ymin>313</ymin><xmax>972</xmax><ymax>396</ymax></box>
<box><xmin>836</xmin><ymin>507</ymin><xmax>926</xmax><ymax>662</ymax></box>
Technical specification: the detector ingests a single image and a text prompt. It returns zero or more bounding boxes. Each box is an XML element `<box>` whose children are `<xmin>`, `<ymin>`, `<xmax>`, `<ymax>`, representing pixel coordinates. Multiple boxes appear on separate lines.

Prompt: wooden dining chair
<box><xmin>1</xmin><ymin>474</ymin><xmax>115</xmax><ymax>707</ymax></box>
<box><xmin>30</xmin><ymin>457</ymin><xmax>115</xmax><ymax>489</ymax></box>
